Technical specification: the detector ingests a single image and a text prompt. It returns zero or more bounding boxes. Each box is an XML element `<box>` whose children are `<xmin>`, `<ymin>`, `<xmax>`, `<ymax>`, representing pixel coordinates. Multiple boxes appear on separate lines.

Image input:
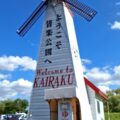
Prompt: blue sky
<box><xmin>0</xmin><ymin>0</ymin><xmax>120</xmax><ymax>100</ymax></box>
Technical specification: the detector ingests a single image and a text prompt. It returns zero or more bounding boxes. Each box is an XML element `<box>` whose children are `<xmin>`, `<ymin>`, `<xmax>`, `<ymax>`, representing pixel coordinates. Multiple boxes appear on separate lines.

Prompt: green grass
<box><xmin>105</xmin><ymin>113</ymin><xmax>120</xmax><ymax>120</ymax></box>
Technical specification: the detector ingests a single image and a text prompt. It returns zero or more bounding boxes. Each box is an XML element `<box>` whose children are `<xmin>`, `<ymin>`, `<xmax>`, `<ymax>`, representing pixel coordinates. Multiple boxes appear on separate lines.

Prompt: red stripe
<box><xmin>84</xmin><ymin>77</ymin><xmax>108</xmax><ymax>100</ymax></box>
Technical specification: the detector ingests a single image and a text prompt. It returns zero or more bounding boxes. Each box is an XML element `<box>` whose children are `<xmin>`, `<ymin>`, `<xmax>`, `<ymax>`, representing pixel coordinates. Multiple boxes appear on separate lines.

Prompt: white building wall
<box><xmin>86</xmin><ymin>85</ymin><xmax>105</xmax><ymax>120</ymax></box>
<box><xmin>95</xmin><ymin>99</ymin><xmax>105</xmax><ymax>120</ymax></box>
<box><xmin>86</xmin><ymin>86</ymin><xmax>97</xmax><ymax>120</ymax></box>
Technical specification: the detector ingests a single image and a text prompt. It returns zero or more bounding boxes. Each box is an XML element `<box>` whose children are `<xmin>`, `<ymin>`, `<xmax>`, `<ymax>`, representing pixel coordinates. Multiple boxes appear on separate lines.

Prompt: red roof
<box><xmin>84</xmin><ymin>77</ymin><xmax>108</xmax><ymax>100</ymax></box>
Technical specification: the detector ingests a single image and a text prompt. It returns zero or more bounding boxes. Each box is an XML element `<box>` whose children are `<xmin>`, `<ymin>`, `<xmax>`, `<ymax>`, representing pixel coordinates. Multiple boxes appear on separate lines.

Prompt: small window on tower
<box><xmin>97</xmin><ymin>101</ymin><xmax>100</xmax><ymax>113</ymax></box>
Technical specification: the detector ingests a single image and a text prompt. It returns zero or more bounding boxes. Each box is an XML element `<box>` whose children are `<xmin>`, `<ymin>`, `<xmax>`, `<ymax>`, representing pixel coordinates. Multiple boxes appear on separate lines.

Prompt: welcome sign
<box><xmin>33</xmin><ymin>66</ymin><xmax>74</xmax><ymax>88</ymax></box>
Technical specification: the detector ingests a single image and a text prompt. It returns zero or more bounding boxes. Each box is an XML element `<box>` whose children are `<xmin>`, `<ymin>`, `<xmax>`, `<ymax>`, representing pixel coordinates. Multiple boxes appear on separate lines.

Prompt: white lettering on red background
<box><xmin>33</xmin><ymin>66</ymin><xmax>74</xmax><ymax>88</ymax></box>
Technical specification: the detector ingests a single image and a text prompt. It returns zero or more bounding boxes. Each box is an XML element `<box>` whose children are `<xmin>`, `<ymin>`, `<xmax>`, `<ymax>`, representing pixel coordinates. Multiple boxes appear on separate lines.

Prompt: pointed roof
<box><xmin>84</xmin><ymin>77</ymin><xmax>108</xmax><ymax>100</ymax></box>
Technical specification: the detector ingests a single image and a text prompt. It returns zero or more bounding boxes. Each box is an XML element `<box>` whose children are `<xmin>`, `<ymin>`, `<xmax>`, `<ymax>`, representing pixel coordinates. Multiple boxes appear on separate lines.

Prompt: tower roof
<box><xmin>84</xmin><ymin>77</ymin><xmax>108</xmax><ymax>100</ymax></box>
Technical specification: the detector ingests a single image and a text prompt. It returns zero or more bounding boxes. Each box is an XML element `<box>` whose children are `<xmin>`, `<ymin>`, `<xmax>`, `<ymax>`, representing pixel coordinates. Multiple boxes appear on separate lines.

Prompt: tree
<box><xmin>14</xmin><ymin>99</ymin><xmax>28</xmax><ymax>113</ymax></box>
<box><xmin>4</xmin><ymin>99</ymin><xmax>16</xmax><ymax>114</ymax></box>
<box><xmin>0</xmin><ymin>101</ymin><xmax>5</xmax><ymax>114</ymax></box>
<box><xmin>104</xmin><ymin>89</ymin><xmax>120</xmax><ymax>112</ymax></box>
<box><xmin>0</xmin><ymin>98</ymin><xmax>29</xmax><ymax>114</ymax></box>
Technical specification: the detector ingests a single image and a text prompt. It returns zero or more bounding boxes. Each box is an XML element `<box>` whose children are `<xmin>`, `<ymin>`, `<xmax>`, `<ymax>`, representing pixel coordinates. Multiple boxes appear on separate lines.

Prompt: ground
<box><xmin>105</xmin><ymin>113</ymin><xmax>120</xmax><ymax>120</ymax></box>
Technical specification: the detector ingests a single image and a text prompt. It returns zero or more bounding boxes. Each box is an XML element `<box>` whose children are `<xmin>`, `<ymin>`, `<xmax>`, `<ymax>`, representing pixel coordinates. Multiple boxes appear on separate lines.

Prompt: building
<box><xmin>85</xmin><ymin>77</ymin><xmax>108</xmax><ymax>120</ymax></box>
<box><xmin>44</xmin><ymin>77</ymin><xmax>107</xmax><ymax>120</ymax></box>
<box><xmin>23</xmin><ymin>0</ymin><xmax>106</xmax><ymax>120</ymax></box>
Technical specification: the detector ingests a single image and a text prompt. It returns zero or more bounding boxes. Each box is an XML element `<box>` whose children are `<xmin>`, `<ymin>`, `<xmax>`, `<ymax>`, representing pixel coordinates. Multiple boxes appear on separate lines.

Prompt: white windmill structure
<box><xmin>17</xmin><ymin>0</ymin><xmax>97</xmax><ymax>120</ymax></box>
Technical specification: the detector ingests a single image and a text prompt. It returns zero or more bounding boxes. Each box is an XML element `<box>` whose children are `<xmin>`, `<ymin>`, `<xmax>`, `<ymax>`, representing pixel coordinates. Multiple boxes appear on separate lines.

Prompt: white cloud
<box><xmin>0</xmin><ymin>73</ymin><xmax>10</xmax><ymax>80</ymax></box>
<box><xmin>110</xmin><ymin>21</ymin><xmax>120</xmax><ymax>30</ymax></box>
<box><xmin>82</xmin><ymin>59</ymin><xmax>92</xmax><ymax>65</ymax></box>
<box><xmin>11</xmin><ymin>78</ymin><xmax>32</xmax><ymax>94</ymax></box>
<box><xmin>116</xmin><ymin>12</ymin><xmax>120</xmax><ymax>16</ymax></box>
<box><xmin>0</xmin><ymin>78</ymin><xmax>32</xmax><ymax>100</ymax></box>
<box><xmin>116</xmin><ymin>2</ymin><xmax>120</xmax><ymax>5</ymax></box>
<box><xmin>0</xmin><ymin>80</ymin><xmax>17</xmax><ymax>100</ymax></box>
<box><xmin>0</xmin><ymin>55</ymin><xmax>36</xmax><ymax>100</ymax></box>
<box><xmin>81</xmin><ymin>58</ymin><xmax>120</xmax><ymax>93</ymax></box>
<box><xmin>0</xmin><ymin>56</ymin><xmax>37</xmax><ymax>71</ymax></box>
<box><xmin>113</xmin><ymin>65</ymin><xmax>120</xmax><ymax>78</ymax></box>
<box><xmin>98</xmin><ymin>85</ymin><xmax>111</xmax><ymax>93</ymax></box>
<box><xmin>83</xmin><ymin>63</ymin><xmax>120</xmax><ymax>93</ymax></box>
<box><xmin>108</xmin><ymin>80</ymin><xmax>120</xmax><ymax>86</ymax></box>
<box><xmin>86</xmin><ymin>67</ymin><xmax>111</xmax><ymax>82</ymax></box>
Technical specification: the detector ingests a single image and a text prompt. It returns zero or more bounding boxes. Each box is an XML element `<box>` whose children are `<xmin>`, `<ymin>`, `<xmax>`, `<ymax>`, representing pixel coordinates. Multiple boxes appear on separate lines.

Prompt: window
<box><xmin>97</xmin><ymin>101</ymin><xmax>100</xmax><ymax>113</ymax></box>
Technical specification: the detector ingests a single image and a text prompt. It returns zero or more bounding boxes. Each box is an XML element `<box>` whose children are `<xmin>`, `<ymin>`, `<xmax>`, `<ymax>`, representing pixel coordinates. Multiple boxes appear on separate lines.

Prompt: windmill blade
<box><xmin>64</xmin><ymin>0</ymin><xmax>97</xmax><ymax>21</ymax></box>
<box><xmin>17</xmin><ymin>1</ymin><xmax>47</xmax><ymax>37</ymax></box>
<box><xmin>67</xmin><ymin>3</ymin><xmax>92</xmax><ymax>21</ymax></box>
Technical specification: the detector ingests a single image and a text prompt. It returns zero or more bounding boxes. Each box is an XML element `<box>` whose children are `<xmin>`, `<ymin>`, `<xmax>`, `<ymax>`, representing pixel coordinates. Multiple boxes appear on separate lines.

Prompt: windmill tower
<box><xmin>17</xmin><ymin>0</ymin><xmax>97</xmax><ymax>120</ymax></box>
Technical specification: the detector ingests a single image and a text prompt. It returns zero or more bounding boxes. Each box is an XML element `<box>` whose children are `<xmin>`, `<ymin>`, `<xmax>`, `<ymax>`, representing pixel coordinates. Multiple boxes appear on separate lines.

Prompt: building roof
<box><xmin>84</xmin><ymin>77</ymin><xmax>108</xmax><ymax>100</ymax></box>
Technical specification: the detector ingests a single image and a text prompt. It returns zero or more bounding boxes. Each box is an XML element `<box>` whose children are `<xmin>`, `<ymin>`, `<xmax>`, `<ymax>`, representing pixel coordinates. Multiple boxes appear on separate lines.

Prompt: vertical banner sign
<box><xmin>58</xmin><ymin>101</ymin><xmax>72</xmax><ymax>120</ymax></box>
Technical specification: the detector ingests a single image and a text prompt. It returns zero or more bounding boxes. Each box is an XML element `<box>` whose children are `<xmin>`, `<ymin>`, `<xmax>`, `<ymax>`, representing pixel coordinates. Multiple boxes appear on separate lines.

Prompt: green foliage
<box><xmin>14</xmin><ymin>99</ymin><xmax>28</xmax><ymax>112</ymax></box>
<box><xmin>105</xmin><ymin>113</ymin><xmax>120</xmax><ymax>120</ymax></box>
<box><xmin>4</xmin><ymin>99</ymin><xmax>16</xmax><ymax>114</ymax></box>
<box><xmin>104</xmin><ymin>88</ymin><xmax>120</xmax><ymax>113</ymax></box>
<box><xmin>0</xmin><ymin>99</ymin><xmax>28</xmax><ymax>114</ymax></box>
<box><xmin>0</xmin><ymin>101</ymin><xmax>5</xmax><ymax>114</ymax></box>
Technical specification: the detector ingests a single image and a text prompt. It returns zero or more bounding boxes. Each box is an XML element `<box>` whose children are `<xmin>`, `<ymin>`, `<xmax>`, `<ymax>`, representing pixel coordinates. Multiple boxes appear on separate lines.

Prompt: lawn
<box><xmin>105</xmin><ymin>113</ymin><xmax>120</xmax><ymax>120</ymax></box>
